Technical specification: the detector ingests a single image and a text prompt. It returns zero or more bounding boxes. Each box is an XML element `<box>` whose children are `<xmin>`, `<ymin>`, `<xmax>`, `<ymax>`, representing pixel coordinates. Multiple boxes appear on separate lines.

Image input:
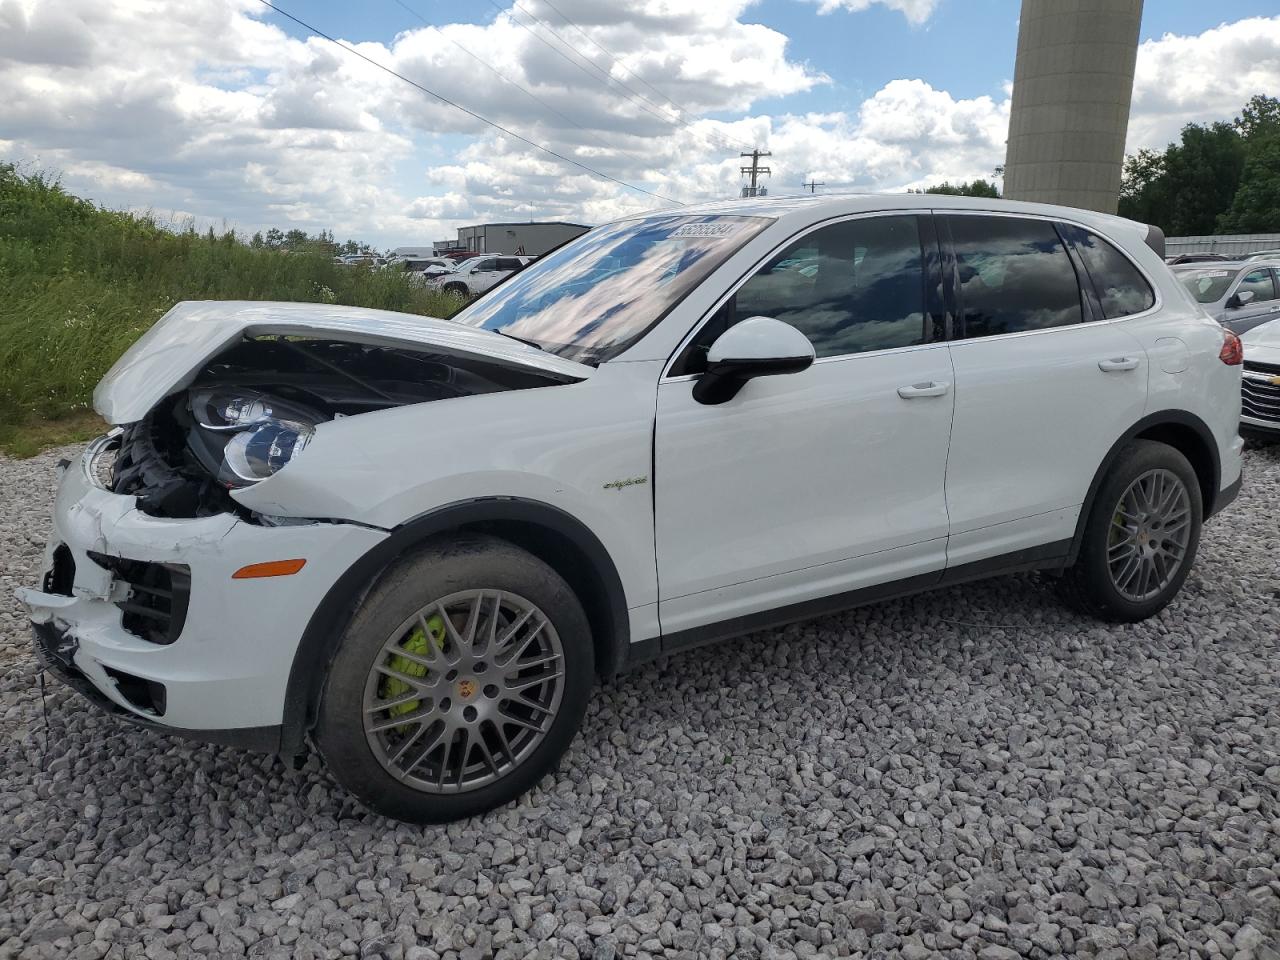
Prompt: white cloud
<box><xmin>809</xmin><ymin>0</ymin><xmax>939</xmax><ymax>26</ymax></box>
<box><xmin>1128</xmin><ymin>16</ymin><xmax>1280</xmax><ymax>152</ymax></box>
<box><xmin>2</xmin><ymin>2</ymin><xmax>1277</xmax><ymax>248</ymax></box>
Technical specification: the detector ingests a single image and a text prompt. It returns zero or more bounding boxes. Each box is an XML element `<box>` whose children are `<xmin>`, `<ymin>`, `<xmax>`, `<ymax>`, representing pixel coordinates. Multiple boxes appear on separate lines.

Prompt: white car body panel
<box><xmin>944</xmin><ymin>321</ymin><xmax>1150</xmax><ymax>545</ymax></box>
<box><xmin>1241</xmin><ymin>318</ymin><xmax>1280</xmax><ymax>435</ymax></box>
<box><xmin>654</xmin><ymin>344</ymin><xmax>954</xmax><ymax>635</ymax></box>
<box><xmin>233</xmin><ymin>361</ymin><xmax>663</xmax><ymax>643</ymax></box>
<box><xmin>94</xmin><ymin>300</ymin><xmax>588</xmax><ymax>424</ymax></box>
<box><xmin>1242</xmin><ymin>317</ymin><xmax>1280</xmax><ymax>362</ymax></box>
<box><xmin>17</xmin><ymin>440</ymin><xmax>386</xmax><ymax>729</ymax></box>
<box><xmin>21</xmin><ymin>192</ymin><xmax>1246</xmax><ymax>744</ymax></box>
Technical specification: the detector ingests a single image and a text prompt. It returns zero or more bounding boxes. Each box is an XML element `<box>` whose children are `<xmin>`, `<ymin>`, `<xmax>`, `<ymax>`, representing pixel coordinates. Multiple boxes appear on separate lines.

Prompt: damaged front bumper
<box><xmin>18</xmin><ymin>437</ymin><xmax>387</xmax><ymax>748</ymax></box>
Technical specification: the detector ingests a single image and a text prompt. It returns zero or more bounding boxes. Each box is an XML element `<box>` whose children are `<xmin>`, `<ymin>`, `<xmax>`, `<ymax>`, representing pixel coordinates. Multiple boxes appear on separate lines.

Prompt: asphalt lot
<box><xmin>2</xmin><ymin>443</ymin><xmax>1278</xmax><ymax>960</ymax></box>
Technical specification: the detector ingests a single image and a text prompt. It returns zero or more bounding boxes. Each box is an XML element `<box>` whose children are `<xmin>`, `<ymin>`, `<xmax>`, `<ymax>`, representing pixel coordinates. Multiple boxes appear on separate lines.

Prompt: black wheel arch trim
<box><xmin>1068</xmin><ymin>409</ymin><xmax>1223</xmax><ymax>566</ymax></box>
<box><xmin>279</xmin><ymin>497</ymin><xmax>630</xmax><ymax>757</ymax></box>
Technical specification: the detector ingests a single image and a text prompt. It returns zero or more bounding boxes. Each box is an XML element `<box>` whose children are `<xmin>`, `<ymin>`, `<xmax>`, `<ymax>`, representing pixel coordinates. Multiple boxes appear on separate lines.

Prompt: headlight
<box><xmin>191</xmin><ymin>389</ymin><xmax>321</xmax><ymax>431</ymax></box>
<box><xmin>221</xmin><ymin>419</ymin><xmax>315</xmax><ymax>485</ymax></box>
<box><xmin>189</xmin><ymin>390</ymin><xmax>322</xmax><ymax>486</ymax></box>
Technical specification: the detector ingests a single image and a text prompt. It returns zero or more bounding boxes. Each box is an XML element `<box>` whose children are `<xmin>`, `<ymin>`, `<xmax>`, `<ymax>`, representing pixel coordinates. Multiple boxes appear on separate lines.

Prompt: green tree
<box><xmin>1236</xmin><ymin>94</ymin><xmax>1280</xmax><ymax>142</ymax></box>
<box><xmin>283</xmin><ymin>228</ymin><xmax>309</xmax><ymax>250</ymax></box>
<box><xmin>249</xmin><ymin>231</ymin><xmax>264</xmax><ymax>249</ymax></box>
<box><xmin>1217</xmin><ymin>133</ymin><xmax>1280</xmax><ymax>233</ymax></box>
<box><xmin>264</xmin><ymin>227</ymin><xmax>284</xmax><ymax>249</ymax></box>
<box><xmin>1118</xmin><ymin>122</ymin><xmax>1245</xmax><ymax>234</ymax></box>
<box><xmin>913</xmin><ymin>179</ymin><xmax>1000</xmax><ymax>198</ymax></box>
<box><xmin>1118</xmin><ymin>149</ymin><xmax>1168</xmax><ymax>224</ymax></box>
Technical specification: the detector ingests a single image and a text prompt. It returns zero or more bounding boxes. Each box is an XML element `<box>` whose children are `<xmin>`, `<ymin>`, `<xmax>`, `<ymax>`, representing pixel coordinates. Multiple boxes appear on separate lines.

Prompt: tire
<box><xmin>443</xmin><ymin>282</ymin><xmax>468</xmax><ymax>298</ymax></box>
<box><xmin>315</xmin><ymin>535</ymin><xmax>594</xmax><ymax>823</ymax></box>
<box><xmin>1058</xmin><ymin>440</ymin><xmax>1203</xmax><ymax>622</ymax></box>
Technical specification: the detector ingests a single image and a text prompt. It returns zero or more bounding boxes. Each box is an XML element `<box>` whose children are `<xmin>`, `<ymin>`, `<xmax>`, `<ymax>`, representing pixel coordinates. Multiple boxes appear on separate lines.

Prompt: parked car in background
<box><xmin>1240</xmin><ymin>317</ymin><xmax>1280</xmax><ymax>442</ymax></box>
<box><xmin>22</xmin><ymin>195</ymin><xmax>1245</xmax><ymax>823</ymax></box>
<box><xmin>337</xmin><ymin>254</ymin><xmax>385</xmax><ymax>268</ymax></box>
<box><xmin>1243</xmin><ymin>249</ymin><xmax>1280</xmax><ymax>262</ymax></box>
<box><xmin>398</xmin><ymin>257</ymin><xmax>457</xmax><ymax>282</ymax></box>
<box><xmin>427</xmin><ymin>255</ymin><xmax>531</xmax><ymax>298</ymax></box>
<box><xmin>1166</xmin><ymin>253</ymin><xmax>1230</xmax><ymax>265</ymax></box>
<box><xmin>1172</xmin><ymin>260</ymin><xmax>1280</xmax><ymax>335</ymax></box>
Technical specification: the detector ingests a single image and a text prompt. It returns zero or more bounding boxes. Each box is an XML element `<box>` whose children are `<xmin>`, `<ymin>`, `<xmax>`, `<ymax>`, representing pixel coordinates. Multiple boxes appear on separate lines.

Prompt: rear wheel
<box><xmin>443</xmin><ymin>282</ymin><xmax>469</xmax><ymax>298</ymax></box>
<box><xmin>1059</xmin><ymin>440</ymin><xmax>1202</xmax><ymax>622</ymax></box>
<box><xmin>315</xmin><ymin>535</ymin><xmax>593</xmax><ymax>823</ymax></box>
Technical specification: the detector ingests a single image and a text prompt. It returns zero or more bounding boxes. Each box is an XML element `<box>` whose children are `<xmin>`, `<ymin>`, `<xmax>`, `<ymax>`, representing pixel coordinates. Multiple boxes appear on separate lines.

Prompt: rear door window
<box><xmin>945</xmin><ymin>215</ymin><xmax>1084</xmax><ymax>338</ymax></box>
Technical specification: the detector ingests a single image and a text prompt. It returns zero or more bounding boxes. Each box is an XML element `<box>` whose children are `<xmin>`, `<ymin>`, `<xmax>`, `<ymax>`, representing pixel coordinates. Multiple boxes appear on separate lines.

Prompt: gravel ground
<box><xmin>2</xmin><ymin>444</ymin><xmax>1279</xmax><ymax>960</ymax></box>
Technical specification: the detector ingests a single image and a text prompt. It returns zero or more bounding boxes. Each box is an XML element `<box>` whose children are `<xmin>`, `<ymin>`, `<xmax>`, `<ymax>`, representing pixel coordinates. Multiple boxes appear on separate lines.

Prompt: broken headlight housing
<box><xmin>222</xmin><ymin>418</ymin><xmax>314</xmax><ymax>484</ymax></box>
<box><xmin>189</xmin><ymin>390</ymin><xmax>321</xmax><ymax>486</ymax></box>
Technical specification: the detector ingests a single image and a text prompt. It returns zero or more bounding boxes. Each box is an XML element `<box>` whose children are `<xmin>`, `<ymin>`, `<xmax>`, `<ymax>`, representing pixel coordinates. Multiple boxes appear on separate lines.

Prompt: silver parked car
<box><xmin>1172</xmin><ymin>260</ymin><xmax>1280</xmax><ymax>335</ymax></box>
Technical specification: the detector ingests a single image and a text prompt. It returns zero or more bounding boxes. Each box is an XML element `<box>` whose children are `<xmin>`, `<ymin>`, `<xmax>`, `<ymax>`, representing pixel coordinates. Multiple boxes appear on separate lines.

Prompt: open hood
<box><xmin>94</xmin><ymin>300</ymin><xmax>590</xmax><ymax>424</ymax></box>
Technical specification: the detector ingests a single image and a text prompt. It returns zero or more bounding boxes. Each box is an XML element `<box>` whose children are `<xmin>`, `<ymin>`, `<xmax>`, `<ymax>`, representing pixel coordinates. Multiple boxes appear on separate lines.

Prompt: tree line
<box><xmin>248</xmin><ymin>227</ymin><xmax>376</xmax><ymax>256</ymax></box>
<box><xmin>1120</xmin><ymin>94</ymin><xmax>1280</xmax><ymax>236</ymax></box>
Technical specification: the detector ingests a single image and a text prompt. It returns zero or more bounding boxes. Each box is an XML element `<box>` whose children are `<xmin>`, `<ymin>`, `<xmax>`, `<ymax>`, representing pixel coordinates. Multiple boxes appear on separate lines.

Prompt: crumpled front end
<box><xmin>18</xmin><ymin>437</ymin><xmax>386</xmax><ymax>740</ymax></box>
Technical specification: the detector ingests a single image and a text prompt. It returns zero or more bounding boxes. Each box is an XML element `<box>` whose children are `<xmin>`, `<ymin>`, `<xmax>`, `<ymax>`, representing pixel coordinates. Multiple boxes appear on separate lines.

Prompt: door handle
<box><xmin>897</xmin><ymin>380</ymin><xmax>951</xmax><ymax>399</ymax></box>
<box><xmin>1098</xmin><ymin>357</ymin><xmax>1140</xmax><ymax>372</ymax></box>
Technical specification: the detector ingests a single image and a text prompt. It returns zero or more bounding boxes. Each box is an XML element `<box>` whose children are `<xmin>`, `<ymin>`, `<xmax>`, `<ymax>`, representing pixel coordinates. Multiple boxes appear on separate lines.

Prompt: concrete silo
<box><xmin>1002</xmin><ymin>0</ymin><xmax>1144</xmax><ymax>214</ymax></box>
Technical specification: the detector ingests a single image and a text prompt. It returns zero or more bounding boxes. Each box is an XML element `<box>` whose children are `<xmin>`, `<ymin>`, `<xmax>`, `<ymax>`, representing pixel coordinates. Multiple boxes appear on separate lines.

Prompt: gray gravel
<box><xmin>2</xmin><ymin>443</ymin><xmax>1279</xmax><ymax>960</ymax></box>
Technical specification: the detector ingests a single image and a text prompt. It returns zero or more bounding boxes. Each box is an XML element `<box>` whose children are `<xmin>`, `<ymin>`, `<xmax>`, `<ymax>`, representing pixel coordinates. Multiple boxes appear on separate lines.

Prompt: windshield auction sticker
<box><xmin>671</xmin><ymin>223</ymin><xmax>739</xmax><ymax>239</ymax></box>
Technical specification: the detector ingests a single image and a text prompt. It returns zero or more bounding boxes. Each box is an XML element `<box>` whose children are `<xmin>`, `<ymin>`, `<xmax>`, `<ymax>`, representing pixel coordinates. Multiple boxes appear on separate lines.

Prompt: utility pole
<box><xmin>739</xmin><ymin>150</ymin><xmax>771</xmax><ymax>198</ymax></box>
<box><xmin>802</xmin><ymin>178</ymin><xmax>824</xmax><ymax>194</ymax></box>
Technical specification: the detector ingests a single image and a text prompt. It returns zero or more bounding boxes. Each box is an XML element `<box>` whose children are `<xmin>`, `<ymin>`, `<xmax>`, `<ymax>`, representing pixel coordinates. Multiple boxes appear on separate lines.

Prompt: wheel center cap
<box><xmin>456</xmin><ymin>678</ymin><xmax>478</xmax><ymax>700</ymax></box>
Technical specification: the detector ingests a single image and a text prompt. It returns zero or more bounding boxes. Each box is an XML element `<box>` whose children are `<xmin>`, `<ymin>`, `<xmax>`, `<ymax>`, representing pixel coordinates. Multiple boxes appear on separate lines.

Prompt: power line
<box><xmin>534</xmin><ymin>0</ymin><xmax>755</xmax><ymax>153</ymax></box>
<box><xmin>390</xmin><ymin>0</ymin><xmax>615</xmax><ymax>154</ymax></box>
<box><xmin>487</xmin><ymin>0</ymin><xmax>748</xmax><ymax>156</ymax></box>
<box><xmin>802</xmin><ymin>178</ymin><xmax>824</xmax><ymax>194</ymax></box>
<box><xmin>255</xmin><ymin>0</ymin><xmax>683</xmax><ymax>206</ymax></box>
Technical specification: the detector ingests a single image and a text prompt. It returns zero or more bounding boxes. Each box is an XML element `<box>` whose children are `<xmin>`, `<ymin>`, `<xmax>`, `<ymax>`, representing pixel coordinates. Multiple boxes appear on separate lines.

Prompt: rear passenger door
<box><xmin>939</xmin><ymin>213</ymin><xmax>1151</xmax><ymax>569</ymax></box>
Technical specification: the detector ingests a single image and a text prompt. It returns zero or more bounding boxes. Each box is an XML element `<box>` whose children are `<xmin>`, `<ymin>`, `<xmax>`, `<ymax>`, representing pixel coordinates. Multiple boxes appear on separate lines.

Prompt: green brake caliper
<box><xmin>381</xmin><ymin>614</ymin><xmax>446</xmax><ymax>730</ymax></box>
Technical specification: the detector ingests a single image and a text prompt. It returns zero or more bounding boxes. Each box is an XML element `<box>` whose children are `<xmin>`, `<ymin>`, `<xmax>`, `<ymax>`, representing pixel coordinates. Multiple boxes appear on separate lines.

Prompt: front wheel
<box><xmin>315</xmin><ymin>535</ymin><xmax>594</xmax><ymax>823</ymax></box>
<box><xmin>443</xmin><ymin>282</ymin><xmax>469</xmax><ymax>299</ymax></box>
<box><xmin>1059</xmin><ymin>440</ymin><xmax>1203</xmax><ymax>622</ymax></box>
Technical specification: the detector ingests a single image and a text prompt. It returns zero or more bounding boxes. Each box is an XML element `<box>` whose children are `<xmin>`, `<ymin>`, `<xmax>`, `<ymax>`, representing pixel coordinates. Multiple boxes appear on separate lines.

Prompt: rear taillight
<box><xmin>1220</xmin><ymin>329</ymin><xmax>1243</xmax><ymax>365</ymax></box>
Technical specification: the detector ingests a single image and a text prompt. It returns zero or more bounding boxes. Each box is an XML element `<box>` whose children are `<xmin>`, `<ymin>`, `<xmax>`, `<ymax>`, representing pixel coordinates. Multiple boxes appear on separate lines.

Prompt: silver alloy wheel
<box><xmin>1107</xmin><ymin>467</ymin><xmax>1193</xmax><ymax>603</ymax></box>
<box><xmin>362</xmin><ymin>589</ymin><xmax>564</xmax><ymax>793</ymax></box>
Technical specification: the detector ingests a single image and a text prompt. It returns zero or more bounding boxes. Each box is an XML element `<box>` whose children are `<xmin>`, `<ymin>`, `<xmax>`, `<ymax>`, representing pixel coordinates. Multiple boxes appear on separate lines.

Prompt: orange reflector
<box><xmin>232</xmin><ymin>558</ymin><xmax>307</xmax><ymax>579</ymax></box>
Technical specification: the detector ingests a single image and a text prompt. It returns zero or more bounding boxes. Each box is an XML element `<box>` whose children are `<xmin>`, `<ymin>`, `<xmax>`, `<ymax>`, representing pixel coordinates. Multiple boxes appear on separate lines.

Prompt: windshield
<box><xmin>450</xmin><ymin>215</ymin><xmax>771</xmax><ymax>364</ymax></box>
<box><xmin>1176</xmin><ymin>268</ymin><xmax>1236</xmax><ymax>303</ymax></box>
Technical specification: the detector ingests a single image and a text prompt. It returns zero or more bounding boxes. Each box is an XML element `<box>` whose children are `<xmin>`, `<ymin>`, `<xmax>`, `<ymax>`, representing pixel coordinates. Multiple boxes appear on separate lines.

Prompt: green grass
<box><xmin>0</xmin><ymin>163</ymin><xmax>461</xmax><ymax>457</ymax></box>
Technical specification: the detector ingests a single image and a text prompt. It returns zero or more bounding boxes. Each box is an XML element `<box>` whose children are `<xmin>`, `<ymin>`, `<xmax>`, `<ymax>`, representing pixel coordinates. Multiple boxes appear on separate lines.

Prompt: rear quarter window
<box><xmin>1066</xmin><ymin>228</ymin><xmax>1156</xmax><ymax>318</ymax></box>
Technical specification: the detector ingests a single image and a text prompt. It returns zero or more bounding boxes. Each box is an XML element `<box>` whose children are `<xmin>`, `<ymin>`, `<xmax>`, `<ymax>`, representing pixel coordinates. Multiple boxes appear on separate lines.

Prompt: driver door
<box><xmin>654</xmin><ymin>213</ymin><xmax>955</xmax><ymax>639</ymax></box>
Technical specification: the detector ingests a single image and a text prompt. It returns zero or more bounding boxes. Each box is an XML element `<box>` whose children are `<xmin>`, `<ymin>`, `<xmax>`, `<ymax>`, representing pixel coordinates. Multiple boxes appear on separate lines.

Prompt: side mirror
<box><xmin>692</xmin><ymin>316</ymin><xmax>816</xmax><ymax>405</ymax></box>
<box><xmin>1227</xmin><ymin>290</ymin><xmax>1255</xmax><ymax>309</ymax></box>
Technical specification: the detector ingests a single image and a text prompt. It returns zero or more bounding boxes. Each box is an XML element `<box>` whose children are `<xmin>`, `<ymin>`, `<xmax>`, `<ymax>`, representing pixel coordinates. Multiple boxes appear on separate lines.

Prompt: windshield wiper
<box><xmin>492</xmin><ymin>329</ymin><xmax>545</xmax><ymax>351</ymax></box>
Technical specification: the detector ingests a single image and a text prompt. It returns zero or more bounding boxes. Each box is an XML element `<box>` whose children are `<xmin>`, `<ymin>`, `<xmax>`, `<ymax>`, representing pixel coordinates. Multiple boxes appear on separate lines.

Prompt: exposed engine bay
<box><xmin>107</xmin><ymin>336</ymin><xmax>576</xmax><ymax>520</ymax></box>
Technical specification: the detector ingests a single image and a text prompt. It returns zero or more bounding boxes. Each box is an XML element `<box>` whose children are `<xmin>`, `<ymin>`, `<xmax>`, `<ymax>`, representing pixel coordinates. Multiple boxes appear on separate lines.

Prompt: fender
<box><xmin>278</xmin><ymin>497</ymin><xmax>630</xmax><ymax>756</ymax></box>
<box><xmin>1067</xmin><ymin>409</ymin><xmax>1222</xmax><ymax>566</ymax></box>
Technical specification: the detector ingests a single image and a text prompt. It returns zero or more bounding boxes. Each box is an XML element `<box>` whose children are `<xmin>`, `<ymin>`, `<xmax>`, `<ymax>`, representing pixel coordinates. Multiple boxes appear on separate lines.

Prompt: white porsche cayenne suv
<box><xmin>21</xmin><ymin>195</ymin><xmax>1244</xmax><ymax>823</ymax></box>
